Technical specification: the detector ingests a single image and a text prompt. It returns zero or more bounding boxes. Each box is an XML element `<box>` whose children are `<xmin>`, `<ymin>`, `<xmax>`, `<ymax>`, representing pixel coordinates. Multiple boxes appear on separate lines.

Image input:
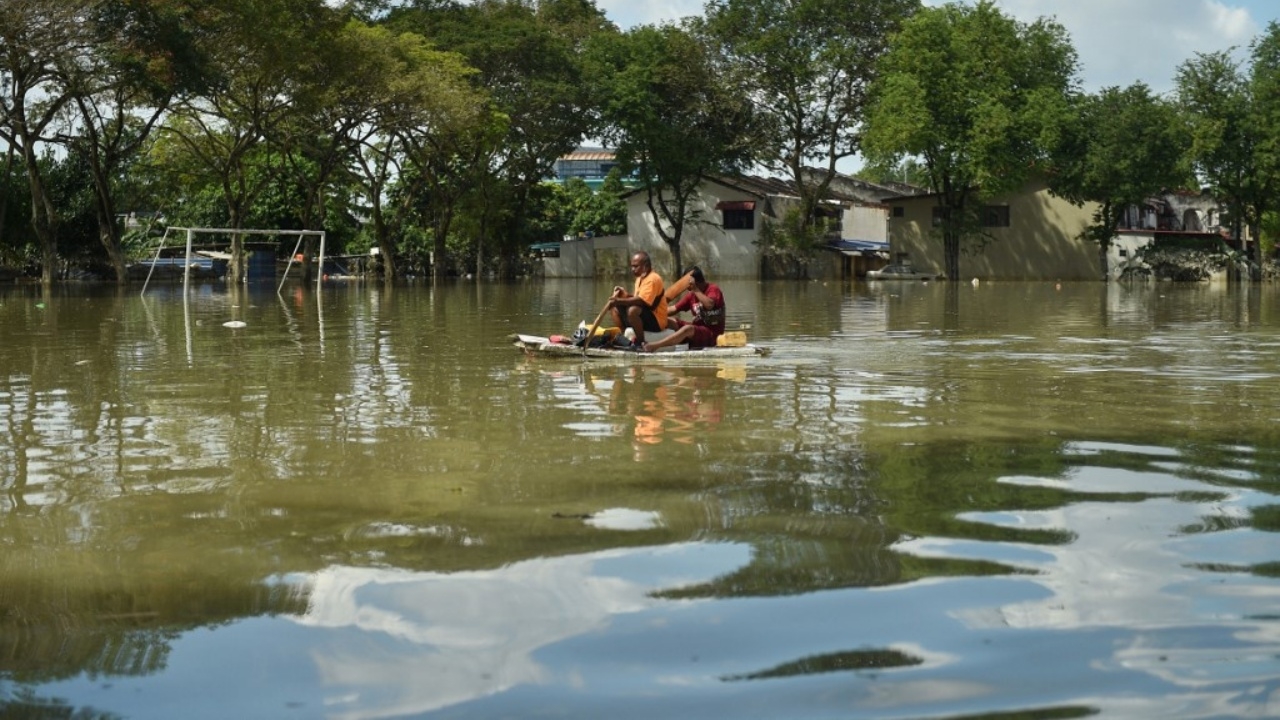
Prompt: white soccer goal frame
<box><xmin>139</xmin><ymin>227</ymin><xmax>327</xmax><ymax>296</ymax></box>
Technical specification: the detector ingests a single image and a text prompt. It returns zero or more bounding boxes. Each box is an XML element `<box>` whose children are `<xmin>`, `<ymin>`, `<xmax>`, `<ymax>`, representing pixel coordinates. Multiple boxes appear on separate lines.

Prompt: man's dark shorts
<box><xmin>639</xmin><ymin>307</ymin><xmax>662</xmax><ymax>333</ymax></box>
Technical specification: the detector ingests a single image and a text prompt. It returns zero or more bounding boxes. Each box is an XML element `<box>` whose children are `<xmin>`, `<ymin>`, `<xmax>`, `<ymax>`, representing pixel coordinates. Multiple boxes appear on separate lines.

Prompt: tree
<box><xmin>857</xmin><ymin>157</ymin><xmax>929</xmax><ymax>189</ymax></box>
<box><xmin>159</xmin><ymin>0</ymin><xmax>341</xmax><ymax>281</ymax></box>
<box><xmin>1177</xmin><ymin>51</ymin><xmax>1257</xmax><ymax>275</ymax></box>
<box><xmin>0</xmin><ymin>0</ymin><xmax>98</xmax><ymax>284</ymax></box>
<box><xmin>702</xmin><ymin>0</ymin><xmax>918</xmax><ymax>240</ymax></box>
<box><xmin>1050</xmin><ymin>84</ymin><xmax>1192</xmax><ymax>277</ymax></box>
<box><xmin>386</xmin><ymin>0</ymin><xmax>611</xmax><ymax>278</ymax></box>
<box><xmin>542</xmin><ymin>172</ymin><xmax>627</xmax><ymax>240</ymax></box>
<box><xmin>862</xmin><ymin>0</ymin><xmax>1079</xmax><ymax>281</ymax></box>
<box><xmin>1178</xmin><ymin>21</ymin><xmax>1280</xmax><ymax>278</ymax></box>
<box><xmin>588</xmin><ymin>22</ymin><xmax>754</xmax><ymax>274</ymax></box>
<box><xmin>336</xmin><ymin>23</ymin><xmax>484</xmax><ymax>280</ymax></box>
<box><xmin>269</xmin><ymin>19</ymin><xmax>478</xmax><ymax>281</ymax></box>
<box><xmin>575</xmin><ymin>169</ymin><xmax>627</xmax><ymax>237</ymax></box>
<box><xmin>1251</xmin><ymin>23</ymin><xmax>1280</xmax><ymax>267</ymax></box>
<box><xmin>398</xmin><ymin>104</ymin><xmax>507</xmax><ymax>279</ymax></box>
<box><xmin>61</xmin><ymin>0</ymin><xmax>208</xmax><ymax>283</ymax></box>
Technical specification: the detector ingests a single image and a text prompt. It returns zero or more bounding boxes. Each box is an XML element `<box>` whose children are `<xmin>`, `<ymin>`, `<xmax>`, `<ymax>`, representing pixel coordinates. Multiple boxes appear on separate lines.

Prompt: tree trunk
<box><xmin>22</xmin><ymin>145</ymin><xmax>58</xmax><ymax>285</ymax></box>
<box><xmin>1251</xmin><ymin>221</ymin><xmax>1263</xmax><ymax>280</ymax></box>
<box><xmin>944</xmin><ymin>231</ymin><xmax>960</xmax><ymax>282</ymax></box>
<box><xmin>0</xmin><ymin>146</ymin><xmax>13</xmax><ymax>252</ymax></box>
<box><xmin>475</xmin><ymin>212</ymin><xmax>485</xmax><ymax>279</ymax></box>
<box><xmin>369</xmin><ymin>199</ymin><xmax>396</xmax><ymax>280</ymax></box>
<box><xmin>95</xmin><ymin>190</ymin><xmax>127</xmax><ymax>283</ymax></box>
<box><xmin>227</xmin><ymin>205</ymin><xmax>245</xmax><ymax>282</ymax></box>
<box><xmin>431</xmin><ymin>211</ymin><xmax>453</xmax><ymax>281</ymax></box>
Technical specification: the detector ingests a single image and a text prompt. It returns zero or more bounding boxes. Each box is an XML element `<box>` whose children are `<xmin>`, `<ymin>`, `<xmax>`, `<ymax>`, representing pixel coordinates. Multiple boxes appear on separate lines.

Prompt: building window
<box><xmin>723</xmin><ymin>209</ymin><xmax>755</xmax><ymax>230</ymax></box>
<box><xmin>982</xmin><ymin>205</ymin><xmax>1010</xmax><ymax>227</ymax></box>
<box><xmin>892</xmin><ymin>206</ymin><xmax>905</xmax><ymax>217</ymax></box>
<box><xmin>717</xmin><ymin>200</ymin><xmax>756</xmax><ymax>230</ymax></box>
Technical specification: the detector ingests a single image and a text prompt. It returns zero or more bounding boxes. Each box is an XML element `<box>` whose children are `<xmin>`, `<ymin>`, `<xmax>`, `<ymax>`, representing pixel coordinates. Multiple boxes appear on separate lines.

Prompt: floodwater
<box><xmin>1</xmin><ymin>277</ymin><xmax>1278</xmax><ymax>719</ymax></box>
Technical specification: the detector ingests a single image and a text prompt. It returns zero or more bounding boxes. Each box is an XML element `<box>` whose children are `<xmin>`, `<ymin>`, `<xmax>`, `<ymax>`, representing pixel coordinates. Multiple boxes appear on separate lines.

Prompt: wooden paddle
<box><xmin>665</xmin><ymin>271</ymin><xmax>694</xmax><ymax>301</ymax></box>
<box><xmin>581</xmin><ymin>293</ymin><xmax>615</xmax><ymax>354</ymax></box>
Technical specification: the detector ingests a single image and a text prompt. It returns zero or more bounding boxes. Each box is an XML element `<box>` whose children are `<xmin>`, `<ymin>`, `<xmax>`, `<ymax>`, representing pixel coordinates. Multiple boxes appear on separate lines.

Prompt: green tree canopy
<box><xmin>863</xmin><ymin>0</ymin><xmax>1079</xmax><ymax>280</ymax></box>
<box><xmin>386</xmin><ymin>0</ymin><xmax>610</xmax><ymax>278</ymax></box>
<box><xmin>1178</xmin><ymin>21</ymin><xmax>1280</xmax><ymax>275</ymax></box>
<box><xmin>1050</xmin><ymin>83</ymin><xmax>1192</xmax><ymax>275</ymax></box>
<box><xmin>702</xmin><ymin>0</ymin><xmax>918</xmax><ymax>237</ymax></box>
<box><xmin>587</xmin><ymin>21</ymin><xmax>754</xmax><ymax>274</ymax></box>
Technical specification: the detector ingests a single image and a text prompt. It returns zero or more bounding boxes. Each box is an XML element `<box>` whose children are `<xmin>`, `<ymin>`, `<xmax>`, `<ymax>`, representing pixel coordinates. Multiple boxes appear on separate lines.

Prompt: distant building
<box><xmin>886</xmin><ymin>180</ymin><xmax>1240</xmax><ymax>281</ymax></box>
<box><xmin>541</xmin><ymin>169</ymin><xmax>922</xmax><ymax>279</ymax></box>
<box><xmin>552</xmin><ymin>147</ymin><xmax>619</xmax><ymax>189</ymax></box>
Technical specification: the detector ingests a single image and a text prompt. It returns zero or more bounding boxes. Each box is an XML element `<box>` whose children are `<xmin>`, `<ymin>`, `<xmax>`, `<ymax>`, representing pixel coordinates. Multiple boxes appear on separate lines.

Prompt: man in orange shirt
<box><xmin>608</xmin><ymin>251</ymin><xmax>666</xmax><ymax>350</ymax></box>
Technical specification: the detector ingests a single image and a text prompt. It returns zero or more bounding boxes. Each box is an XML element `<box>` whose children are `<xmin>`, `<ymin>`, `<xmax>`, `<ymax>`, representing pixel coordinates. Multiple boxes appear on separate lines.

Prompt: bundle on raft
<box><xmin>509</xmin><ymin>330</ymin><xmax>766</xmax><ymax>360</ymax></box>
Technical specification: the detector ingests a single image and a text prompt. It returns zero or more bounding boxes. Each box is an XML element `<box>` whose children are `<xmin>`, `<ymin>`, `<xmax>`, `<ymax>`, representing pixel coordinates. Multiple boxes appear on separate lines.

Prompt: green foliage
<box><xmin>863</xmin><ymin>0</ymin><xmax>1078</xmax><ymax>279</ymax></box>
<box><xmin>0</xmin><ymin>153</ymin><xmax>36</xmax><ymax>268</ymax></box>
<box><xmin>1177</xmin><ymin>51</ymin><xmax>1256</xmax><ymax>237</ymax></box>
<box><xmin>37</xmin><ymin>0</ymin><xmax>1280</xmax><ymax>285</ymax></box>
<box><xmin>386</xmin><ymin>0</ymin><xmax>610</xmax><ymax>273</ymax></box>
<box><xmin>41</xmin><ymin>152</ymin><xmax>101</xmax><ymax>270</ymax></box>
<box><xmin>541</xmin><ymin>171</ymin><xmax>628</xmax><ymax>240</ymax></box>
<box><xmin>1050</xmin><ymin>83</ymin><xmax>1192</xmax><ymax>252</ymax></box>
<box><xmin>857</xmin><ymin>157</ymin><xmax>930</xmax><ymax>188</ymax></box>
<box><xmin>1177</xmin><ymin>20</ymin><xmax>1280</xmax><ymax>275</ymax></box>
<box><xmin>757</xmin><ymin>206</ymin><xmax>830</xmax><ymax>261</ymax></box>
<box><xmin>703</xmin><ymin>0</ymin><xmax>918</xmax><ymax>227</ymax></box>
<box><xmin>1260</xmin><ymin>211</ymin><xmax>1280</xmax><ymax>260</ymax></box>
<box><xmin>587</xmin><ymin>21</ymin><xmax>754</xmax><ymax>271</ymax></box>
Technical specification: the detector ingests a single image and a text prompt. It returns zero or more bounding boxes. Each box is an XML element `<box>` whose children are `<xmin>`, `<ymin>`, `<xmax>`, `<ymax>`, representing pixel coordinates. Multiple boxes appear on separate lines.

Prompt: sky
<box><xmin>593</xmin><ymin>0</ymin><xmax>1280</xmax><ymax>95</ymax></box>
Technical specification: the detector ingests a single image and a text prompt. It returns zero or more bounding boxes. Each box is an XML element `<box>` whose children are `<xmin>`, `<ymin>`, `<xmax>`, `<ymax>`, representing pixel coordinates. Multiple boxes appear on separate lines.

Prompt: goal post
<box><xmin>140</xmin><ymin>227</ymin><xmax>327</xmax><ymax>296</ymax></box>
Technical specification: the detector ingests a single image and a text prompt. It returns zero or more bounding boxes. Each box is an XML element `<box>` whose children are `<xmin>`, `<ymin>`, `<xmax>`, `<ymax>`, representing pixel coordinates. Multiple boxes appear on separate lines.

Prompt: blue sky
<box><xmin>595</xmin><ymin>0</ymin><xmax>1280</xmax><ymax>94</ymax></box>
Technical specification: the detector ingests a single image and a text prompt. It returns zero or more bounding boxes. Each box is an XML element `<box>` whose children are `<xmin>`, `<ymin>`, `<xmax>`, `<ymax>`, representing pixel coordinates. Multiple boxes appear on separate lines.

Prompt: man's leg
<box><xmin>643</xmin><ymin>325</ymin><xmax>694</xmax><ymax>351</ymax></box>
<box><xmin>625</xmin><ymin>306</ymin><xmax>646</xmax><ymax>343</ymax></box>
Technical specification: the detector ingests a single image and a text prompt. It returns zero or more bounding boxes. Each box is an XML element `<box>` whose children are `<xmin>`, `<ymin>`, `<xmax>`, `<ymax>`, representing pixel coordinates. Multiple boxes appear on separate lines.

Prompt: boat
<box><xmin>510</xmin><ymin>333</ymin><xmax>769</xmax><ymax>360</ymax></box>
<box><xmin>865</xmin><ymin>263</ymin><xmax>942</xmax><ymax>281</ymax></box>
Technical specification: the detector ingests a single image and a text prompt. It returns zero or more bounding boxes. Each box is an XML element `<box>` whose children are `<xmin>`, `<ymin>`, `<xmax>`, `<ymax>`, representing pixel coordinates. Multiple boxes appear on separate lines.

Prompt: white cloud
<box><xmin>592</xmin><ymin>0</ymin><xmax>1272</xmax><ymax>94</ymax></box>
<box><xmin>594</xmin><ymin>0</ymin><xmax>704</xmax><ymax>29</ymax></box>
<box><xmin>991</xmin><ymin>0</ymin><xmax>1261</xmax><ymax>93</ymax></box>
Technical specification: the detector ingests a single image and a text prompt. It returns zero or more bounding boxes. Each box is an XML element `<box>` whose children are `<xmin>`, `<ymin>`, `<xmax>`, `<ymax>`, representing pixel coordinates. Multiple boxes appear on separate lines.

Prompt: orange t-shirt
<box><xmin>634</xmin><ymin>271</ymin><xmax>667</xmax><ymax>329</ymax></box>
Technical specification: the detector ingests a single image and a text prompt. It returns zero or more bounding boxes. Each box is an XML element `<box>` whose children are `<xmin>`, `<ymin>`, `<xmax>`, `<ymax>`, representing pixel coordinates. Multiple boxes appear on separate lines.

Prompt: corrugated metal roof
<box><xmin>559</xmin><ymin>151</ymin><xmax>616</xmax><ymax>161</ymax></box>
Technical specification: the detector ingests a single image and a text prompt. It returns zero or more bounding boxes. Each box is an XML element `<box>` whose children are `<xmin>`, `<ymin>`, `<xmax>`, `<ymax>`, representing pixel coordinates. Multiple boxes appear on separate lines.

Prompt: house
<box><xmin>540</xmin><ymin>170</ymin><xmax>917</xmax><ymax>279</ymax></box>
<box><xmin>624</xmin><ymin>175</ymin><xmax>787</xmax><ymax>279</ymax></box>
<box><xmin>886</xmin><ymin>179</ymin><xmax>1240</xmax><ymax>281</ymax></box>
<box><xmin>886</xmin><ymin>179</ymin><xmax>1101</xmax><ymax>280</ymax></box>
<box><xmin>804</xmin><ymin>168</ymin><xmax>922</xmax><ymax>276</ymax></box>
<box><xmin>625</xmin><ymin>172</ymin><xmax>914</xmax><ymax>279</ymax></box>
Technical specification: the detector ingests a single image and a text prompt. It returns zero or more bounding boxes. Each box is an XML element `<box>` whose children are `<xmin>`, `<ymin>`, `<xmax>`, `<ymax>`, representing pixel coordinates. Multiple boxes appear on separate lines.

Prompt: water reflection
<box><xmin>544</xmin><ymin>363</ymin><xmax>738</xmax><ymax>461</ymax></box>
<box><xmin>890</xmin><ymin>440</ymin><xmax>1280</xmax><ymax>716</ymax></box>
<box><xmin>2</xmin><ymin>282</ymin><xmax>1280</xmax><ymax>718</ymax></box>
<box><xmin>290</xmin><ymin>542</ymin><xmax>748</xmax><ymax>719</ymax></box>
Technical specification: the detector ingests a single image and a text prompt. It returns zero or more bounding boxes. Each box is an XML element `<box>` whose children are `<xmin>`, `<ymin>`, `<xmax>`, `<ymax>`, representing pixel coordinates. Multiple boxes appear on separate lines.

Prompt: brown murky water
<box><xmin>1</xmin><ymin>278</ymin><xmax>1278</xmax><ymax>718</ymax></box>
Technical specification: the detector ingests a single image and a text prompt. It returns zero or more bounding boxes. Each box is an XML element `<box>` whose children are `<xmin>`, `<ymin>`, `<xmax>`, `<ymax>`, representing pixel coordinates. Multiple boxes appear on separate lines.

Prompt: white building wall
<box><xmin>625</xmin><ymin>183</ymin><xmax>762</xmax><ymax>279</ymax></box>
<box><xmin>1108</xmin><ymin>233</ymin><xmax>1153</xmax><ymax>280</ymax></box>
<box><xmin>541</xmin><ymin>235</ymin><xmax>628</xmax><ymax>278</ymax></box>
<box><xmin>842</xmin><ymin>204</ymin><xmax>889</xmax><ymax>243</ymax></box>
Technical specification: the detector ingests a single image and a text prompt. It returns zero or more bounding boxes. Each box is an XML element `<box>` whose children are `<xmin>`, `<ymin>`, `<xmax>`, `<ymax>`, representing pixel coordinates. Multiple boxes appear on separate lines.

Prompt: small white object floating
<box><xmin>222</xmin><ymin>320</ymin><xmax>247</xmax><ymax>328</ymax></box>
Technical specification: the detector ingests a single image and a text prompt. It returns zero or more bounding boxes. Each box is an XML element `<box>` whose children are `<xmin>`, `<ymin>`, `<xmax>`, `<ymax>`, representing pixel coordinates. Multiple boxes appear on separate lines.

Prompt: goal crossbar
<box><xmin>140</xmin><ymin>227</ymin><xmax>327</xmax><ymax>296</ymax></box>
